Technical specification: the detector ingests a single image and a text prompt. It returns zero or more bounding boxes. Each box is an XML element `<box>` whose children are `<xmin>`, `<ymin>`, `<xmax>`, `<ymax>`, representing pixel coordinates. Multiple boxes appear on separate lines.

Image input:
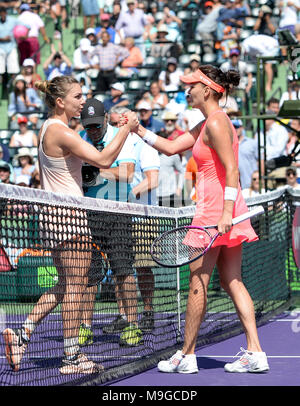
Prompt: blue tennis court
<box><xmin>107</xmin><ymin>311</ymin><xmax>300</xmax><ymax>387</ymax></box>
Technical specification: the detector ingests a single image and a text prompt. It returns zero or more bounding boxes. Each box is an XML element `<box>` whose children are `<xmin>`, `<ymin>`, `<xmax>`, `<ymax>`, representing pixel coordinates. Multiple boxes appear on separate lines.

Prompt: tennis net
<box><xmin>0</xmin><ymin>184</ymin><xmax>297</xmax><ymax>386</ymax></box>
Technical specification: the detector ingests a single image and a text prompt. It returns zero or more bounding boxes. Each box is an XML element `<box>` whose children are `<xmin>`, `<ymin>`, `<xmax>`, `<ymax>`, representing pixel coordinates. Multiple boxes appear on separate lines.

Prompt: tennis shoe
<box><xmin>78</xmin><ymin>323</ymin><xmax>93</xmax><ymax>346</ymax></box>
<box><xmin>157</xmin><ymin>350</ymin><xmax>199</xmax><ymax>374</ymax></box>
<box><xmin>139</xmin><ymin>311</ymin><xmax>154</xmax><ymax>332</ymax></box>
<box><xmin>224</xmin><ymin>347</ymin><xmax>269</xmax><ymax>373</ymax></box>
<box><xmin>60</xmin><ymin>352</ymin><xmax>104</xmax><ymax>374</ymax></box>
<box><xmin>119</xmin><ymin>324</ymin><xmax>144</xmax><ymax>347</ymax></box>
<box><xmin>102</xmin><ymin>315</ymin><xmax>129</xmax><ymax>334</ymax></box>
<box><xmin>3</xmin><ymin>328</ymin><xmax>29</xmax><ymax>372</ymax></box>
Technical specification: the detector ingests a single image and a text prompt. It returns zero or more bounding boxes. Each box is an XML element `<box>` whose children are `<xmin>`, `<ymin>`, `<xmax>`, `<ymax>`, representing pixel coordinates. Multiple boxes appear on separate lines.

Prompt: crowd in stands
<box><xmin>0</xmin><ymin>0</ymin><xmax>300</xmax><ymax>203</ymax></box>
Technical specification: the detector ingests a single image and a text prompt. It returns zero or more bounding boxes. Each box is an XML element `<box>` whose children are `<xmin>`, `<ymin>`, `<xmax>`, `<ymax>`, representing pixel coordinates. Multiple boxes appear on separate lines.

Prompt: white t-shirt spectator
<box><xmin>279</xmin><ymin>0</ymin><xmax>300</xmax><ymax>28</ymax></box>
<box><xmin>17</xmin><ymin>11</ymin><xmax>44</xmax><ymax>38</ymax></box>
<box><xmin>129</xmin><ymin>134</ymin><xmax>160</xmax><ymax>206</ymax></box>
<box><xmin>256</xmin><ymin>122</ymin><xmax>289</xmax><ymax>160</ymax></box>
<box><xmin>158</xmin><ymin>69</ymin><xmax>183</xmax><ymax>92</ymax></box>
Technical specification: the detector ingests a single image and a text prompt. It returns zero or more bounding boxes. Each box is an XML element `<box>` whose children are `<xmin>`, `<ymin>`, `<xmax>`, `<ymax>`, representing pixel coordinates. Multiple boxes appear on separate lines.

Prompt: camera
<box><xmin>82</xmin><ymin>163</ymin><xmax>102</xmax><ymax>187</ymax></box>
<box><xmin>81</xmin><ymin>142</ymin><xmax>105</xmax><ymax>188</ymax></box>
<box><xmin>266</xmin><ymin>155</ymin><xmax>293</xmax><ymax>170</ymax></box>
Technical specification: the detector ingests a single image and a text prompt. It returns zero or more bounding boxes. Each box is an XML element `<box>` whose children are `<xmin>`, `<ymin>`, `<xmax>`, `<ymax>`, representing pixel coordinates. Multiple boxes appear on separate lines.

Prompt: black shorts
<box><xmin>86</xmin><ymin>210</ymin><xmax>134</xmax><ymax>278</ymax></box>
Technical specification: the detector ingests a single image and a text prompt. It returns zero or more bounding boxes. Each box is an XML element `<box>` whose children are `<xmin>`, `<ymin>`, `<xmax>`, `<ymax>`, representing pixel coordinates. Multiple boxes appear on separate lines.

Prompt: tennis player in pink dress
<box><xmin>135</xmin><ymin>65</ymin><xmax>269</xmax><ymax>375</ymax></box>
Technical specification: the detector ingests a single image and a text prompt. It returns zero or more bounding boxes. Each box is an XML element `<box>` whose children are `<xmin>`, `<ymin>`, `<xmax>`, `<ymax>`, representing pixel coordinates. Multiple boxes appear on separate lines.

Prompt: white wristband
<box><xmin>224</xmin><ymin>186</ymin><xmax>238</xmax><ymax>201</ymax></box>
<box><xmin>143</xmin><ymin>130</ymin><xmax>158</xmax><ymax>146</ymax></box>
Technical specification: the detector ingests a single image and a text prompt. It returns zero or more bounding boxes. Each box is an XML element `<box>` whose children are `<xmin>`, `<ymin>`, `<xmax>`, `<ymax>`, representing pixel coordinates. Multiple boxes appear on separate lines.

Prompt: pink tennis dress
<box><xmin>190</xmin><ymin>110</ymin><xmax>258</xmax><ymax>248</ymax></box>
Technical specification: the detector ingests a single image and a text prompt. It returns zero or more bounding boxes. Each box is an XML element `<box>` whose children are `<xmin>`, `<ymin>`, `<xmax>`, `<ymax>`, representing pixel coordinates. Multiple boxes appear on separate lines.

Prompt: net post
<box><xmin>175</xmin><ymin>214</ymin><xmax>182</xmax><ymax>343</ymax></box>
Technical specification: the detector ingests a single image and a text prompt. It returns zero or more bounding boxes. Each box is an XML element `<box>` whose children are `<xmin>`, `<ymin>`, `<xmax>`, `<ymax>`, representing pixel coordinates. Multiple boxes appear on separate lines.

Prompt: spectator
<box><xmin>136</xmin><ymin>101</ymin><xmax>165</xmax><ymax>133</ymax></box>
<box><xmin>43</xmin><ymin>42</ymin><xmax>72</xmax><ymax>80</ymax></box>
<box><xmin>278</xmin><ymin>0</ymin><xmax>300</xmax><ymax>34</ymax></box>
<box><xmin>241</xmin><ymin>33</ymin><xmax>279</xmax><ymax>92</ymax></box>
<box><xmin>73</xmin><ymin>38</ymin><xmax>93</xmax><ymax>69</ymax></box>
<box><xmin>279</xmin><ymin>75</ymin><xmax>300</xmax><ymax>107</ymax></box>
<box><xmin>9</xmin><ymin>116</ymin><xmax>38</xmax><ymax>147</ymax></box>
<box><xmin>161</xmin><ymin>110</ymin><xmax>185</xmax><ymax>141</ymax></box>
<box><xmin>117</xmin><ymin>36</ymin><xmax>144</xmax><ymax>77</ymax></box>
<box><xmin>84</xmin><ymin>27</ymin><xmax>99</xmax><ymax>47</ymax></box>
<box><xmin>13</xmin><ymin>147</ymin><xmax>36</xmax><ymax>186</ymax></box>
<box><xmin>195</xmin><ymin>0</ymin><xmax>223</xmax><ymax>53</ymax></box>
<box><xmin>267</xmin><ymin>96</ymin><xmax>290</xmax><ymax>127</ymax></box>
<box><xmin>0</xmin><ymin>160</ymin><xmax>14</xmax><ymax>184</ymax></box>
<box><xmin>103</xmin><ymin>82</ymin><xmax>129</xmax><ymax>111</ymax></box>
<box><xmin>260</xmin><ymin>111</ymin><xmax>289</xmax><ymax>161</ymax></box>
<box><xmin>156</xmin><ymin>5</ymin><xmax>182</xmax><ymax>43</ymax></box>
<box><xmin>0</xmin><ymin>143</ymin><xmax>10</xmax><ymax>163</ymax></box>
<box><xmin>21</xmin><ymin>58</ymin><xmax>41</xmax><ymax>89</ymax></box>
<box><xmin>0</xmin><ymin>7</ymin><xmax>20</xmax><ymax>78</ymax></box>
<box><xmin>253</xmin><ymin>5</ymin><xmax>277</xmax><ymax>36</ymax></box>
<box><xmin>73</xmin><ymin>37</ymin><xmax>95</xmax><ymax>87</ymax></box>
<box><xmin>8</xmin><ymin>74</ymin><xmax>43</xmax><ymax>129</ymax></box>
<box><xmin>49</xmin><ymin>0</ymin><xmax>65</xmax><ymax>39</ymax></box>
<box><xmin>216</xmin><ymin>0</ymin><xmax>248</xmax><ymax>35</ymax></box>
<box><xmin>215</xmin><ymin>0</ymin><xmax>244</xmax><ymax>64</ymax></box>
<box><xmin>17</xmin><ymin>3</ymin><xmax>50</xmax><ymax>65</ymax></box>
<box><xmin>157</xmin><ymin>146</ymin><xmax>185</xmax><ymax>207</ymax></box>
<box><xmin>115</xmin><ymin>0</ymin><xmax>149</xmax><ymax>57</ymax></box>
<box><xmin>242</xmin><ymin>170</ymin><xmax>263</xmax><ymax>197</ymax></box>
<box><xmin>110</xmin><ymin>2</ymin><xmax>121</xmax><ymax>27</ymax></box>
<box><xmin>80</xmin><ymin>0</ymin><xmax>100</xmax><ymax>32</ymax></box>
<box><xmin>220</xmin><ymin>48</ymin><xmax>253</xmax><ymax>95</ymax></box>
<box><xmin>103</xmin><ymin>106</ymin><xmax>160</xmax><ymax>335</ymax></box>
<box><xmin>286</xmin><ymin>119</ymin><xmax>300</xmax><ymax>180</ymax></box>
<box><xmin>90</xmin><ymin>30</ymin><xmax>129</xmax><ymax>92</ymax></box>
<box><xmin>137</xmin><ymin>81</ymin><xmax>169</xmax><ymax>110</ymax></box>
<box><xmin>95</xmin><ymin>13</ymin><xmax>120</xmax><ymax>43</ymax></box>
<box><xmin>30</xmin><ymin>167</ymin><xmax>40</xmax><ymax>188</ymax></box>
<box><xmin>233</xmin><ymin>118</ymin><xmax>258</xmax><ymax>189</ymax></box>
<box><xmin>184</xmin><ymin>54</ymin><xmax>201</xmax><ymax>75</ymax></box>
<box><xmin>256</xmin><ymin>110</ymin><xmax>289</xmax><ymax>185</ymax></box>
<box><xmin>158</xmin><ymin>57</ymin><xmax>183</xmax><ymax>92</ymax></box>
<box><xmin>285</xmin><ymin>166</ymin><xmax>300</xmax><ymax>189</ymax></box>
<box><xmin>267</xmin><ymin>97</ymin><xmax>280</xmax><ymax>114</ymax></box>
<box><xmin>149</xmin><ymin>24</ymin><xmax>173</xmax><ymax>58</ymax></box>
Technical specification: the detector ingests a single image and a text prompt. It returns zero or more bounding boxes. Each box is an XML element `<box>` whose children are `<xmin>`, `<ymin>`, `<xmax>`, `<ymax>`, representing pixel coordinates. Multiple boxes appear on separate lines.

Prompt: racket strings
<box><xmin>152</xmin><ymin>227</ymin><xmax>214</xmax><ymax>266</ymax></box>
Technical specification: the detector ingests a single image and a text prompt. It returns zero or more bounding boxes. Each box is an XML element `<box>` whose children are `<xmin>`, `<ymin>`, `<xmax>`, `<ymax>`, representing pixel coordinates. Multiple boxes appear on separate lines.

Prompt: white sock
<box><xmin>64</xmin><ymin>337</ymin><xmax>79</xmax><ymax>358</ymax></box>
<box><xmin>22</xmin><ymin>318</ymin><xmax>37</xmax><ymax>339</ymax></box>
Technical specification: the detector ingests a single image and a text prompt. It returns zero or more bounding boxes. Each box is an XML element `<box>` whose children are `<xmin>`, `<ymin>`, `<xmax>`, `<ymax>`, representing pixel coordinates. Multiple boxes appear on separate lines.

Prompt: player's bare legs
<box><xmin>217</xmin><ymin>244</ymin><xmax>262</xmax><ymax>352</ymax></box>
<box><xmin>182</xmin><ymin>247</ymin><xmax>221</xmax><ymax>355</ymax></box>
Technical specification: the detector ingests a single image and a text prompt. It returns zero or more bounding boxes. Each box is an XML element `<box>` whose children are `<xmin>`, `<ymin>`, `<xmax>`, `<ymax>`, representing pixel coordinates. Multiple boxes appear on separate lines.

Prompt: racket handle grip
<box><xmin>232</xmin><ymin>205</ymin><xmax>264</xmax><ymax>226</ymax></box>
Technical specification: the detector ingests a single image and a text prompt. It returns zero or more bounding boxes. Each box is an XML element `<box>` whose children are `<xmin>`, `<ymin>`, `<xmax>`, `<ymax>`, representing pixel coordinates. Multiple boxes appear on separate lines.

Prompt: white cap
<box><xmin>137</xmin><ymin>101</ymin><xmax>152</xmax><ymax>111</ymax></box>
<box><xmin>22</xmin><ymin>58</ymin><xmax>35</xmax><ymax>67</ymax></box>
<box><xmin>85</xmin><ymin>28</ymin><xmax>95</xmax><ymax>36</ymax></box>
<box><xmin>111</xmin><ymin>82</ymin><xmax>125</xmax><ymax>93</ymax></box>
<box><xmin>162</xmin><ymin>111</ymin><xmax>177</xmax><ymax>120</ymax></box>
<box><xmin>80</xmin><ymin>38</ymin><xmax>91</xmax><ymax>51</ymax></box>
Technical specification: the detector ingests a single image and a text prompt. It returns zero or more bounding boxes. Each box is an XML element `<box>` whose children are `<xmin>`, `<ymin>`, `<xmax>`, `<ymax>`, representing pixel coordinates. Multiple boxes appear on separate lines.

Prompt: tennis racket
<box><xmin>151</xmin><ymin>205</ymin><xmax>264</xmax><ymax>267</ymax></box>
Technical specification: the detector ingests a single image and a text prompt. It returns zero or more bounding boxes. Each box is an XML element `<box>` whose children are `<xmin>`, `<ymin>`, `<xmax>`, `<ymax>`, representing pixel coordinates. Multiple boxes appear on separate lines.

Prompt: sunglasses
<box><xmin>85</xmin><ymin>124</ymin><xmax>102</xmax><ymax>130</ymax></box>
<box><xmin>287</xmin><ymin>172</ymin><xmax>296</xmax><ymax>177</ymax></box>
<box><xmin>252</xmin><ymin>177</ymin><xmax>258</xmax><ymax>181</ymax></box>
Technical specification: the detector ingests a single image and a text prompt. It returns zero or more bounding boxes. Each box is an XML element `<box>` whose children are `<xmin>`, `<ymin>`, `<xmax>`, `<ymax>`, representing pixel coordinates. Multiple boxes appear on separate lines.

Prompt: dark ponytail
<box><xmin>199</xmin><ymin>65</ymin><xmax>240</xmax><ymax>99</ymax></box>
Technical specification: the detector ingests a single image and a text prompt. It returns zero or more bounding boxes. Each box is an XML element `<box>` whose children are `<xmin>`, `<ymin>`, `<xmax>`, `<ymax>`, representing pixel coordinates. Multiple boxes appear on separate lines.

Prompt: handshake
<box><xmin>117</xmin><ymin>111</ymin><xmax>140</xmax><ymax>133</ymax></box>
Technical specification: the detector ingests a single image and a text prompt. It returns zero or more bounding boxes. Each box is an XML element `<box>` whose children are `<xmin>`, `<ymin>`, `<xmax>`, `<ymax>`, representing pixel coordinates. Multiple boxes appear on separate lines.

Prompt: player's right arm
<box><xmin>134</xmin><ymin>122</ymin><xmax>200</xmax><ymax>156</ymax></box>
